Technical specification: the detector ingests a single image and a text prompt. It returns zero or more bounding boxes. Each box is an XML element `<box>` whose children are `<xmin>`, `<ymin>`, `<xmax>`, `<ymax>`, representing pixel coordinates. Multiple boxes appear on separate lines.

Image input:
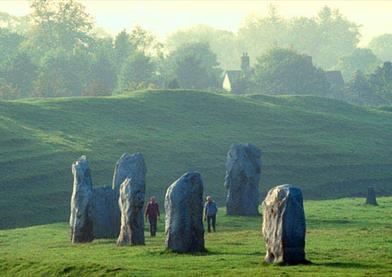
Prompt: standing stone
<box><xmin>262</xmin><ymin>184</ymin><xmax>308</xmax><ymax>265</ymax></box>
<box><xmin>112</xmin><ymin>152</ymin><xmax>146</xmax><ymax>238</ymax></box>
<box><xmin>224</xmin><ymin>143</ymin><xmax>261</xmax><ymax>215</ymax></box>
<box><xmin>92</xmin><ymin>187</ymin><xmax>119</xmax><ymax>238</ymax></box>
<box><xmin>365</xmin><ymin>186</ymin><xmax>378</xmax><ymax>206</ymax></box>
<box><xmin>70</xmin><ymin>156</ymin><xmax>94</xmax><ymax>243</ymax></box>
<box><xmin>117</xmin><ymin>177</ymin><xmax>146</xmax><ymax>245</ymax></box>
<box><xmin>165</xmin><ymin>172</ymin><xmax>205</xmax><ymax>253</ymax></box>
<box><xmin>113</xmin><ymin>153</ymin><xmax>146</xmax><ymax>191</ymax></box>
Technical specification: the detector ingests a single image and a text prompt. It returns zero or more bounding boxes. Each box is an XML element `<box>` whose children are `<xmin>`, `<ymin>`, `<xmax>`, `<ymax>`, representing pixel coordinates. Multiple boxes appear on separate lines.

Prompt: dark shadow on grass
<box><xmin>307</xmin><ymin>219</ymin><xmax>352</xmax><ymax>225</ymax></box>
<box><xmin>316</xmin><ymin>262</ymin><xmax>382</xmax><ymax>269</ymax></box>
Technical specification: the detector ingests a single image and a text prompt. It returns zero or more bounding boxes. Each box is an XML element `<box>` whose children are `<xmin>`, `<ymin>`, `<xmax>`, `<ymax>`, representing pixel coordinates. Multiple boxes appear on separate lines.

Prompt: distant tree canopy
<box><xmin>0</xmin><ymin>1</ymin><xmax>390</xmax><ymax>107</ymax></box>
<box><xmin>166</xmin><ymin>25</ymin><xmax>240</xmax><ymax>69</ymax></box>
<box><xmin>253</xmin><ymin>48</ymin><xmax>330</xmax><ymax>96</ymax></box>
<box><xmin>335</xmin><ymin>48</ymin><xmax>381</xmax><ymax>81</ymax></box>
<box><xmin>368</xmin><ymin>34</ymin><xmax>392</xmax><ymax>62</ymax></box>
<box><xmin>238</xmin><ymin>6</ymin><xmax>360</xmax><ymax>69</ymax></box>
<box><xmin>368</xmin><ymin>62</ymin><xmax>392</xmax><ymax>102</ymax></box>
<box><xmin>166</xmin><ymin>42</ymin><xmax>221</xmax><ymax>89</ymax></box>
<box><xmin>118</xmin><ymin>52</ymin><xmax>156</xmax><ymax>91</ymax></box>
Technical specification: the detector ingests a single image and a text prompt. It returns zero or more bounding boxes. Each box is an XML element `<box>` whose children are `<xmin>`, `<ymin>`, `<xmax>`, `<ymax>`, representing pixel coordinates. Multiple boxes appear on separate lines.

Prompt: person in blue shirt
<box><xmin>204</xmin><ymin>196</ymin><xmax>218</xmax><ymax>232</ymax></box>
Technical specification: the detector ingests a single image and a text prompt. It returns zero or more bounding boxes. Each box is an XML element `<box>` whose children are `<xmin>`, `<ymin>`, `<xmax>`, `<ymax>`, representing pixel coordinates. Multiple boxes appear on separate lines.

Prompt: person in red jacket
<box><xmin>145</xmin><ymin>196</ymin><xmax>160</xmax><ymax>237</ymax></box>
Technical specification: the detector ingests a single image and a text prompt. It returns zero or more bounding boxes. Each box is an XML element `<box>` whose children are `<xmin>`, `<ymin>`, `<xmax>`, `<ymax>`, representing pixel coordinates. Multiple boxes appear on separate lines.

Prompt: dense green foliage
<box><xmin>165</xmin><ymin>43</ymin><xmax>221</xmax><ymax>89</ymax></box>
<box><xmin>335</xmin><ymin>48</ymin><xmax>381</xmax><ymax>81</ymax></box>
<box><xmin>1</xmin><ymin>1</ymin><xmax>392</xmax><ymax>105</ymax></box>
<box><xmin>1</xmin><ymin>90</ymin><xmax>392</xmax><ymax>229</ymax></box>
<box><xmin>368</xmin><ymin>33</ymin><xmax>392</xmax><ymax>62</ymax></box>
<box><xmin>0</xmin><ymin>197</ymin><xmax>391</xmax><ymax>276</ymax></box>
<box><xmin>252</xmin><ymin>48</ymin><xmax>330</xmax><ymax>96</ymax></box>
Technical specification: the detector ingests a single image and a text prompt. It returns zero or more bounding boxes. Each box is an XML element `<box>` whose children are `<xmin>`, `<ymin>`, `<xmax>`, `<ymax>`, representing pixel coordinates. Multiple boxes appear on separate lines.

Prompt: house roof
<box><xmin>224</xmin><ymin>70</ymin><xmax>242</xmax><ymax>82</ymax></box>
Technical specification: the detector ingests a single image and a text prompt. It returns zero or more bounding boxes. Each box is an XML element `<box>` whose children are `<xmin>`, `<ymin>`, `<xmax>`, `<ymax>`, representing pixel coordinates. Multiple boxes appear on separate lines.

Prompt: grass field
<box><xmin>0</xmin><ymin>197</ymin><xmax>391</xmax><ymax>276</ymax></box>
<box><xmin>1</xmin><ymin>90</ymin><xmax>392</xmax><ymax>229</ymax></box>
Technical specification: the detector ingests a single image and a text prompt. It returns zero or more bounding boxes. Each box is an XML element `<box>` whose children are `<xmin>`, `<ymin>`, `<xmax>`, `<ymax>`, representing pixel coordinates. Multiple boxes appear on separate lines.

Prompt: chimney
<box><xmin>241</xmin><ymin>52</ymin><xmax>250</xmax><ymax>72</ymax></box>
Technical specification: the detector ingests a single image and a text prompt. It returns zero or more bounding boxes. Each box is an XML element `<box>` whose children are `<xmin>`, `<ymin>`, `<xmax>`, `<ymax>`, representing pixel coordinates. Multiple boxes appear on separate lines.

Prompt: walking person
<box><xmin>145</xmin><ymin>196</ymin><xmax>160</xmax><ymax>237</ymax></box>
<box><xmin>204</xmin><ymin>196</ymin><xmax>218</xmax><ymax>233</ymax></box>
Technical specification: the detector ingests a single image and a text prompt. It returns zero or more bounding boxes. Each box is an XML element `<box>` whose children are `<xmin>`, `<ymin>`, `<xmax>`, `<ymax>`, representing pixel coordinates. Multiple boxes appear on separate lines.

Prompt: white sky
<box><xmin>0</xmin><ymin>1</ymin><xmax>391</xmax><ymax>45</ymax></box>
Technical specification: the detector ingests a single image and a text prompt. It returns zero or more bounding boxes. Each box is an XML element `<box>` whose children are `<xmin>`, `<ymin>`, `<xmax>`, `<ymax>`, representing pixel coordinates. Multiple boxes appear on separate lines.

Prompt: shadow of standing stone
<box><xmin>365</xmin><ymin>186</ymin><xmax>378</xmax><ymax>206</ymax></box>
<box><xmin>262</xmin><ymin>184</ymin><xmax>309</xmax><ymax>265</ymax></box>
<box><xmin>224</xmin><ymin>143</ymin><xmax>261</xmax><ymax>215</ymax></box>
<box><xmin>165</xmin><ymin>172</ymin><xmax>205</xmax><ymax>253</ymax></box>
<box><xmin>70</xmin><ymin>156</ymin><xmax>94</xmax><ymax>243</ymax></box>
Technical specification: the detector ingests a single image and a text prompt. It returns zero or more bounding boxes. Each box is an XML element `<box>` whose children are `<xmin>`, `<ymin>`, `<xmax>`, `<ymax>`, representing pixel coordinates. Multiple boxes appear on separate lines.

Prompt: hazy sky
<box><xmin>0</xmin><ymin>1</ymin><xmax>391</xmax><ymax>45</ymax></box>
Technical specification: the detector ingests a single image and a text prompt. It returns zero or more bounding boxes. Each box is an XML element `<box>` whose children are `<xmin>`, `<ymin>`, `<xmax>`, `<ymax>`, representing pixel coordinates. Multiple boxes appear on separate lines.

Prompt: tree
<box><xmin>345</xmin><ymin>70</ymin><xmax>384</xmax><ymax>105</ymax></box>
<box><xmin>312</xmin><ymin>6</ymin><xmax>360</xmax><ymax>68</ymax></box>
<box><xmin>83</xmin><ymin>54</ymin><xmax>116</xmax><ymax>96</ymax></box>
<box><xmin>368</xmin><ymin>34</ymin><xmax>392</xmax><ymax>61</ymax></box>
<box><xmin>166</xmin><ymin>42</ymin><xmax>221</xmax><ymax>89</ymax></box>
<box><xmin>0</xmin><ymin>79</ymin><xmax>20</xmax><ymax>100</ymax></box>
<box><xmin>3</xmin><ymin>52</ymin><xmax>37</xmax><ymax>98</ymax></box>
<box><xmin>335</xmin><ymin>48</ymin><xmax>381</xmax><ymax>81</ymax></box>
<box><xmin>238</xmin><ymin>5</ymin><xmax>289</xmax><ymax>65</ymax></box>
<box><xmin>237</xmin><ymin>6</ymin><xmax>360</xmax><ymax>69</ymax></box>
<box><xmin>368</xmin><ymin>61</ymin><xmax>392</xmax><ymax>102</ymax></box>
<box><xmin>117</xmin><ymin>52</ymin><xmax>156</xmax><ymax>91</ymax></box>
<box><xmin>0</xmin><ymin>28</ymin><xmax>24</xmax><ymax>64</ymax></box>
<box><xmin>166</xmin><ymin>25</ymin><xmax>240</xmax><ymax>69</ymax></box>
<box><xmin>33</xmin><ymin>49</ymin><xmax>90</xmax><ymax>97</ymax></box>
<box><xmin>114</xmin><ymin>29</ymin><xmax>134</xmax><ymax>70</ymax></box>
<box><xmin>253</xmin><ymin>48</ymin><xmax>330</xmax><ymax>96</ymax></box>
<box><xmin>27</xmin><ymin>0</ymin><xmax>94</xmax><ymax>54</ymax></box>
<box><xmin>130</xmin><ymin>25</ymin><xmax>163</xmax><ymax>58</ymax></box>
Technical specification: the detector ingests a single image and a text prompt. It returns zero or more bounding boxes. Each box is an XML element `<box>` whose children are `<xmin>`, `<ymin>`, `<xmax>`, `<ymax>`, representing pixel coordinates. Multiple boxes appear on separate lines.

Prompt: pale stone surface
<box><xmin>165</xmin><ymin>172</ymin><xmax>205</xmax><ymax>253</ymax></box>
<box><xmin>262</xmin><ymin>184</ymin><xmax>308</xmax><ymax>265</ymax></box>
<box><xmin>70</xmin><ymin>156</ymin><xmax>94</xmax><ymax>243</ymax></box>
<box><xmin>112</xmin><ymin>153</ymin><xmax>146</xmax><ymax>191</ymax></box>
<box><xmin>116</xmin><ymin>155</ymin><xmax>146</xmax><ymax>246</ymax></box>
<box><xmin>224</xmin><ymin>143</ymin><xmax>261</xmax><ymax>215</ymax></box>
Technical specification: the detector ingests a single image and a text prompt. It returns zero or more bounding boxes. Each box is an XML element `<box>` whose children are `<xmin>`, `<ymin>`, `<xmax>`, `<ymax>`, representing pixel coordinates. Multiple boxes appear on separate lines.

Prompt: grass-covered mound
<box><xmin>1</xmin><ymin>90</ymin><xmax>392</xmax><ymax>229</ymax></box>
<box><xmin>0</xmin><ymin>197</ymin><xmax>391</xmax><ymax>276</ymax></box>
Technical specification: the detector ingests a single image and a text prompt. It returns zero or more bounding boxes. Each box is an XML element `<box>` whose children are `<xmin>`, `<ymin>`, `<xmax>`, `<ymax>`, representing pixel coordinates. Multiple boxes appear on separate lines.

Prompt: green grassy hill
<box><xmin>1</xmin><ymin>89</ymin><xmax>392</xmax><ymax>229</ymax></box>
<box><xmin>0</xmin><ymin>198</ymin><xmax>391</xmax><ymax>276</ymax></box>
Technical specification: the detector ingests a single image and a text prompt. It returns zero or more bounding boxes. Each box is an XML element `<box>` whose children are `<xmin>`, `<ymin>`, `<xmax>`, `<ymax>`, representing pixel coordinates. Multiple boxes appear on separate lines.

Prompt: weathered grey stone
<box><xmin>117</xmin><ymin>177</ymin><xmax>146</xmax><ymax>246</ymax></box>
<box><xmin>365</xmin><ymin>186</ymin><xmax>378</xmax><ymax>206</ymax></box>
<box><xmin>113</xmin><ymin>153</ymin><xmax>146</xmax><ymax>191</ymax></box>
<box><xmin>70</xmin><ymin>156</ymin><xmax>94</xmax><ymax>243</ymax></box>
<box><xmin>92</xmin><ymin>187</ymin><xmax>120</xmax><ymax>238</ymax></box>
<box><xmin>262</xmin><ymin>184</ymin><xmax>308</xmax><ymax>265</ymax></box>
<box><xmin>224</xmin><ymin>143</ymin><xmax>261</xmax><ymax>215</ymax></box>
<box><xmin>165</xmin><ymin>172</ymin><xmax>205</xmax><ymax>253</ymax></box>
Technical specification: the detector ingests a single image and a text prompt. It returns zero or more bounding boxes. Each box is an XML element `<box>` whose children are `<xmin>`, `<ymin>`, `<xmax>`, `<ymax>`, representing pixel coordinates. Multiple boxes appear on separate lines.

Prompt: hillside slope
<box><xmin>1</xmin><ymin>90</ymin><xmax>392</xmax><ymax>229</ymax></box>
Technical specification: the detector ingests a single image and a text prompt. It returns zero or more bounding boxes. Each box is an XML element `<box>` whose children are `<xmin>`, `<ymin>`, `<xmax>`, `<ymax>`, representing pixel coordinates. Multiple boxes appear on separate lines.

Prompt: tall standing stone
<box><xmin>70</xmin><ymin>156</ymin><xmax>94</xmax><ymax>243</ymax></box>
<box><xmin>91</xmin><ymin>186</ymin><xmax>119</xmax><ymax>238</ymax></box>
<box><xmin>113</xmin><ymin>153</ymin><xmax>145</xmax><ymax>191</ymax></box>
<box><xmin>224</xmin><ymin>143</ymin><xmax>261</xmax><ymax>215</ymax></box>
<box><xmin>165</xmin><ymin>172</ymin><xmax>205</xmax><ymax>253</ymax></box>
<box><xmin>111</xmin><ymin>152</ymin><xmax>146</xmax><ymax>238</ymax></box>
<box><xmin>117</xmin><ymin>178</ymin><xmax>146</xmax><ymax>246</ymax></box>
<box><xmin>365</xmin><ymin>186</ymin><xmax>378</xmax><ymax>206</ymax></box>
<box><xmin>262</xmin><ymin>184</ymin><xmax>308</xmax><ymax>265</ymax></box>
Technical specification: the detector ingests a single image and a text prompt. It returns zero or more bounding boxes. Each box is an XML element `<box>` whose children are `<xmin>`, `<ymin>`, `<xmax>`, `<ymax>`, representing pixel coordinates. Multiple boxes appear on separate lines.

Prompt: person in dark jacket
<box><xmin>145</xmin><ymin>196</ymin><xmax>160</xmax><ymax>237</ymax></box>
<box><xmin>204</xmin><ymin>196</ymin><xmax>218</xmax><ymax>232</ymax></box>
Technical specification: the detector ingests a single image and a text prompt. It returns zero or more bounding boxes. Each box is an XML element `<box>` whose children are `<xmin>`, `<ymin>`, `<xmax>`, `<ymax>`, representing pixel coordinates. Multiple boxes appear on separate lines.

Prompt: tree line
<box><xmin>0</xmin><ymin>0</ymin><xmax>392</xmax><ymax>105</ymax></box>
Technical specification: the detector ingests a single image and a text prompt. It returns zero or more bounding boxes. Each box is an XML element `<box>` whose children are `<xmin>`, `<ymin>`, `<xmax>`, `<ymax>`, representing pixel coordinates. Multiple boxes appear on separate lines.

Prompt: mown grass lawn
<box><xmin>0</xmin><ymin>197</ymin><xmax>391</xmax><ymax>276</ymax></box>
